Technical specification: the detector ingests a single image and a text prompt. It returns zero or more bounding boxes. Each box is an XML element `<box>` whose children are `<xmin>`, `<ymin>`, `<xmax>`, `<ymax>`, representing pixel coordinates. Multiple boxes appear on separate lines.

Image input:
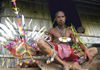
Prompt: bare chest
<box><xmin>52</xmin><ymin>29</ymin><xmax>71</xmax><ymax>38</ymax></box>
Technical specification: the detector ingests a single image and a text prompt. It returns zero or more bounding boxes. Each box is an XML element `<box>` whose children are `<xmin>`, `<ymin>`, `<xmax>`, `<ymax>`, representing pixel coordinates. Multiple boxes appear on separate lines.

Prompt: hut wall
<box><xmin>0</xmin><ymin>0</ymin><xmax>52</xmax><ymax>68</ymax></box>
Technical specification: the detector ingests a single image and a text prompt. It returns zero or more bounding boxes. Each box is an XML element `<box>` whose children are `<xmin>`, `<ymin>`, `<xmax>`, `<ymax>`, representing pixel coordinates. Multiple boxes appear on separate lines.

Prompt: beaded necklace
<box><xmin>56</xmin><ymin>26</ymin><xmax>66</xmax><ymax>37</ymax></box>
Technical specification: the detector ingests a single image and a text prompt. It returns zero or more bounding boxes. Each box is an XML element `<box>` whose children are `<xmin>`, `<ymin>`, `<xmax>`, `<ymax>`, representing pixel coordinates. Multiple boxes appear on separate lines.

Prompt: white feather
<box><xmin>22</xmin><ymin>14</ymin><xmax>25</xmax><ymax>26</ymax></box>
<box><xmin>28</xmin><ymin>19</ymin><xmax>32</xmax><ymax>28</ymax></box>
<box><xmin>0</xmin><ymin>36</ymin><xmax>7</xmax><ymax>42</ymax></box>
<box><xmin>31</xmin><ymin>32</ymin><xmax>37</xmax><ymax>38</ymax></box>
<box><xmin>34</xmin><ymin>26</ymin><xmax>45</xmax><ymax>40</ymax></box>
<box><xmin>0</xmin><ymin>24</ymin><xmax>14</xmax><ymax>39</ymax></box>
<box><xmin>0</xmin><ymin>29</ymin><xmax>9</xmax><ymax>38</ymax></box>
<box><xmin>5</xmin><ymin>19</ymin><xmax>17</xmax><ymax>35</ymax></box>
<box><xmin>31</xmin><ymin>26</ymin><xmax>37</xmax><ymax>37</ymax></box>
<box><xmin>13</xmin><ymin>21</ymin><xmax>18</xmax><ymax>29</ymax></box>
<box><xmin>7</xmin><ymin>17</ymin><xmax>17</xmax><ymax>29</ymax></box>
<box><xmin>27</xmin><ymin>26</ymin><xmax>37</xmax><ymax>41</ymax></box>
<box><xmin>35</xmin><ymin>29</ymin><xmax>46</xmax><ymax>42</ymax></box>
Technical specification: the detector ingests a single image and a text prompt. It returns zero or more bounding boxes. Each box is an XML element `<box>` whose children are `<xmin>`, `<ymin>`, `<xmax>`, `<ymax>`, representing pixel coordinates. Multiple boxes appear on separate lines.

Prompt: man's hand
<box><xmin>88</xmin><ymin>55</ymin><xmax>93</xmax><ymax>64</ymax></box>
<box><xmin>84</xmin><ymin>50</ymin><xmax>93</xmax><ymax>64</ymax></box>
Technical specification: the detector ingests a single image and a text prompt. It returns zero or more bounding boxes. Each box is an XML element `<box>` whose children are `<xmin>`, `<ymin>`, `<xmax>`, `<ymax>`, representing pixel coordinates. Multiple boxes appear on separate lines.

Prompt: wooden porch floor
<box><xmin>0</xmin><ymin>68</ymin><xmax>40</xmax><ymax>70</ymax></box>
<box><xmin>0</xmin><ymin>58</ymin><xmax>100</xmax><ymax>70</ymax></box>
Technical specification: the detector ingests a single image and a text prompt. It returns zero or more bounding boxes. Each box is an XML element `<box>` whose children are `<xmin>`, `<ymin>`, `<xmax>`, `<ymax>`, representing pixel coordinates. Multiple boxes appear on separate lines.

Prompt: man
<box><xmin>37</xmin><ymin>11</ymin><xmax>98</xmax><ymax>70</ymax></box>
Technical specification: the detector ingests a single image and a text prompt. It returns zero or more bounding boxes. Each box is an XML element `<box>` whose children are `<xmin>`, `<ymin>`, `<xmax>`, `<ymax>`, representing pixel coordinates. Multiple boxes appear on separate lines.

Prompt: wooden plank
<box><xmin>0</xmin><ymin>68</ymin><xmax>40</xmax><ymax>70</ymax></box>
<box><xmin>0</xmin><ymin>58</ymin><xmax>100</xmax><ymax>70</ymax></box>
<box><xmin>38</xmin><ymin>60</ymin><xmax>62</xmax><ymax>70</ymax></box>
<box><xmin>80</xmin><ymin>36</ymin><xmax>100</xmax><ymax>44</ymax></box>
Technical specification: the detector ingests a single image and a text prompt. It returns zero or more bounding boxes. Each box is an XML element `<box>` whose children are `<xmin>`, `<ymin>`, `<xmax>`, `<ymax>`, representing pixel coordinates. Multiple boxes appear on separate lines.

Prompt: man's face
<box><xmin>56</xmin><ymin>12</ymin><xmax>66</xmax><ymax>25</ymax></box>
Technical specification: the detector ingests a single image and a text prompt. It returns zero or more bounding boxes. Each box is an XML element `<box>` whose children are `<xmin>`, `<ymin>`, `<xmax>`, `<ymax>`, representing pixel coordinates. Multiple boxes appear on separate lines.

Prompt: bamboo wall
<box><xmin>74</xmin><ymin>1</ymin><xmax>100</xmax><ymax>36</ymax></box>
<box><xmin>0</xmin><ymin>0</ymin><xmax>52</xmax><ymax>68</ymax></box>
<box><xmin>80</xmin><ymin>15</ymin><xmax>100</xmax><ymax>36</ymax></box>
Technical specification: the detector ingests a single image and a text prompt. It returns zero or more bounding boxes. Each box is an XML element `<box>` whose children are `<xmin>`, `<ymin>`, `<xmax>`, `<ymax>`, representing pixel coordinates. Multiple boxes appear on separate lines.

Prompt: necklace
<box><xmin>56</xmin><ymin>26</ymin><xmax>66</xmax><ymax>37</ymax></box>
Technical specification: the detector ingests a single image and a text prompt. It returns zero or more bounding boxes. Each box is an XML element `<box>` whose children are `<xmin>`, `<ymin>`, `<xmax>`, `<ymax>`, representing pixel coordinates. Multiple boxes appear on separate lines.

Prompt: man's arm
<box><xmin>48</xmin><ymin>29</ymin><xmax>53</xmax><ymax>41</ymax></box>
<box><xmin>70</xmin><ymin>29</ymin><xmax>93</xmax><ymax>63</ymax></box>
<box><xmin>69</xmin><ymin>29</ymin><xmax>76</xmax><ymax>44</ymax></box>
<box><xmin>79</xmin><ymin>43</ymin><xmax>93</xmax><ymax>64</ymax></box>
<box><xmin>70</xmin><ymin>33</ymin><xmax>76</xmax><ymax>44</ymax></box>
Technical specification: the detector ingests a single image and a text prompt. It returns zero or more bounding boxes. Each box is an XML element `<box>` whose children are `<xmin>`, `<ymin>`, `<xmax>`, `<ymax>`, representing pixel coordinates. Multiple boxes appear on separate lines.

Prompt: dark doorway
<box><xmin>48</xmin><ymin>0</ymin><xmax>85</xmax><ymax>33</ymax></box>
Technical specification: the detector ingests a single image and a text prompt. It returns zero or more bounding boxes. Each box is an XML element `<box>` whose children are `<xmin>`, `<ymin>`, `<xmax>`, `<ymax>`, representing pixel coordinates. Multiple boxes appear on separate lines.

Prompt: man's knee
<box><xmin>88</xmin><ymin>47</ymin><xmax>98</xmax><ymax>55</ymax></box>
<box><xmin>37</xmin><ymin>38</ymin><xmax>45</xmax><ymax>46</ymax></box>
<box><xmin>92</xmin><ymin>47</ymin><xmax>98</xmax><ymax>54</ymax></box>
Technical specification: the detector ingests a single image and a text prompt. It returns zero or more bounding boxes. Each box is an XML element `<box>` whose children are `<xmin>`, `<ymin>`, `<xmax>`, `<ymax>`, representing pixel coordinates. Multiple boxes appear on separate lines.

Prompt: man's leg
<box><xmin>71</xmin><ymin>62</ymin><xmax>89</xmax><ymax>70</ymax></box>
<box><xmin>87</xmin><ymin>47</ymin><xmax>98</xmax><ymax>57</ymax></box>
<box><xmin>71</xmin><ymin>47</ymin><xmax>98</xmax><ymax>70</ymax></box>
<box><xmin>37</xmin><ymin>39</ymin><xmax>51</xmax><ymax>54</ymax></box>
<box><xmin>77</xmin><ymin>47</ymin><xmax>98</xmax><ymax>57</ymax></box>
<box><xmin>37</xmin><ymin>39</ymin><xmax>70</xmax><ymax>70</ymax></box>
